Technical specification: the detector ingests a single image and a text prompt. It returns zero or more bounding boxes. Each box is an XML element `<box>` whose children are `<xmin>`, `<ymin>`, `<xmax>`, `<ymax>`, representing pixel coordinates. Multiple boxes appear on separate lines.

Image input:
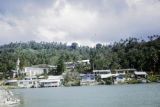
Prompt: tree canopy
<box><xmin>0</xmin><ymin>35</ymin><xmax>159</xmax><ymax>77</ymax></box>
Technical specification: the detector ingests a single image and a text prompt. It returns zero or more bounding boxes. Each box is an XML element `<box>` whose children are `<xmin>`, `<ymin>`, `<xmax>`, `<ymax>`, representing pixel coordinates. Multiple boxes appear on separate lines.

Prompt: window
<box><xmin>29</xmin><ymin>82</ymin><xmax>32</xmax><ymax>84</ymax></box>
<box><xmin>20</xmin><ymin>82</ymin><xmax>23</xmax><ymax>84</ymax></box>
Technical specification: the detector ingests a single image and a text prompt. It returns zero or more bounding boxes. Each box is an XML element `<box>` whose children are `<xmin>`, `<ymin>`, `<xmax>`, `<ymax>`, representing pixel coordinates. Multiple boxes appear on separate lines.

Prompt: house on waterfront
<box><xmin>5</xmin><ymin>80</ymin><xmax>18</xmax><ymax>86</ymax></box>
<box><xmin>65</xmin><ymin>59</ymin><xmax>90</xmax><ymax>71</ymax></box>
<box><xmin>17</xmin><ymin>76</ymin><xmax>39</xmax><ymax>88</ymax></box>
<box><xmin>4</xmin><ymin>76</ymin><xmax>37</xmax><ymax>87</ymax></box>
<box><xmin>93</xmin><ymin>70</ymin><xmax>113</xmax><ymax>84</ymax></box>
<box><xmin>134</xmin><ymin>71</ymin><xmax>147</xmax><ymax>78</ymax></box>
<box><xmin>39</xmin><ymin>75</ymin><xmax>63</xmax><ymax>87</ymax></box>
<box><xmin>24</xmin><ymin>64</ymin><xmax>56</xmax><ymax>77</ymax></box>
<box><xmin>24</xmin><ymin>66</ymin><xmax>48</xmax><ymax>77</ymax></box>
<box><xmin>77</xmin><ymin>60</ymin><xmax>90</xmax><ymax>65</ymax></box>
<box><xmin>65</xmin><ymin>62</ymin><xmax>75</xmax><ymax>71</ymax></box>
<box><xmin>4</xmin><ymin>77</ymin><xmax>39</xmax><ymax>88</ymax></box>
<box><xmin>113</xmin><ymin>69</ymin><xmax>136</xmax><ymax>84</ymax></box>
<box><xmin>80</xmin><ymin>73</ymin><xmax>96</xmax><ymax>85</ymax></box>
<box><xmin>93</xmin><ymin>70</ymin><xmax>112</xmax><ymax>79</ymax></box>
<box><xmin>17</xmin><ymin>79</ymin><xmax>38</xmax><ymax>88</ymax></box>
<box><xmin>134</xmin><ymin>71</ymin><xmax>148</xmax><ymax>83</ymax></box>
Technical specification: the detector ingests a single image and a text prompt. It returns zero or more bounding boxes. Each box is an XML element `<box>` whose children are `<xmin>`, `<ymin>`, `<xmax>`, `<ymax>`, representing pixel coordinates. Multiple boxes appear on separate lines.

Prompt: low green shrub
<box><xmin>148</xmin><ymin>75</ymin><xmax>158</xmax><ymax>82</ymax></box>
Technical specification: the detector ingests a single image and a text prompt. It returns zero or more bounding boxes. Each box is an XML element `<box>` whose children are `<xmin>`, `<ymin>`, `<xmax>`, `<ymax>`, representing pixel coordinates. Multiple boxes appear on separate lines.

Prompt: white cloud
<box><xmin>0</xmin><ymin>0</ymin><xmax>160</xmax><ymax>46</ymax></box>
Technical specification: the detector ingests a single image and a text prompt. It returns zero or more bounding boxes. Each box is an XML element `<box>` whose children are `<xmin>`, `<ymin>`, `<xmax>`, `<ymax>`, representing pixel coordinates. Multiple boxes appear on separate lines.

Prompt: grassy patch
<box><xmin>126</xmin><ymin>79</ymin><xmax>141</xmax><ymax>84</ymax></box>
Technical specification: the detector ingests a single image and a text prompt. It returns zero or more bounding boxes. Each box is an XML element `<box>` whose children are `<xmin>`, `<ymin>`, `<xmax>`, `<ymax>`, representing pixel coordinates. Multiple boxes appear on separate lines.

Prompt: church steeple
<box><xmin>16</xmin><ymin>58</ymin><xmax>20</xmax><ymax>75</ymax></box>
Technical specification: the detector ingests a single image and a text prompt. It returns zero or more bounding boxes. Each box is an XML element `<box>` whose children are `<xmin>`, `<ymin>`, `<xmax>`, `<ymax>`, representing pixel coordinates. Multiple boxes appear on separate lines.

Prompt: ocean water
<box><xmin>10</xmin><ymin>84</ymin><xmax>160</xmax><ymax>107</ymax></box>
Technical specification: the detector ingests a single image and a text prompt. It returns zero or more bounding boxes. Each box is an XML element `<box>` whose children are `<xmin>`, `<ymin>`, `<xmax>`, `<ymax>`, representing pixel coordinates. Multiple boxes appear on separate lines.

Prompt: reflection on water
<box><xmin>0</xmin><ymin>104</ymin><xmax>19</xmax><ymax>107</ymax></box>
<box><xmin>12</xmin><ymin>84</ymin><xmax>160</xmax><ymax>107</ymax></box>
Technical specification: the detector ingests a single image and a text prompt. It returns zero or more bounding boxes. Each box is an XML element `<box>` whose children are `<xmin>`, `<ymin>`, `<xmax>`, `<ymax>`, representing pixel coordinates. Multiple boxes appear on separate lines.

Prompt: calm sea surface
<box><xmin>11</xmin><ymin>83</ymin><xmax>160</xmax><ymax>107</ymax></box>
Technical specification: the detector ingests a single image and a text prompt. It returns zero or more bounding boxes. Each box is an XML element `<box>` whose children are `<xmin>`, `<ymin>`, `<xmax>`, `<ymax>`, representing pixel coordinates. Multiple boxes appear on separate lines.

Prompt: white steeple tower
<box><xmin>16</xmin><ymin>58</ymin><xmax>20</xmax><ymax>75</ymax></box>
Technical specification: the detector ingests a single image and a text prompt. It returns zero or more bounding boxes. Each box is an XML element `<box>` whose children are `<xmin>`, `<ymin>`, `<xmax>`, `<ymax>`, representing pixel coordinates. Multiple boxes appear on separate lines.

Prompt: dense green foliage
<box><xmin>0</xmin><ymin>35</ymin><xmax>160</xmax><ymax>77</ymax></box>
<box><xmin>147</xmin><ymin>75</ymin><xmax>159</xmax><ymax>82</ymax></box>
<box><xmin>63</xmin><ymin>71</ymin><xmax>80</xmax><ymax>86</ymax></box>
<box><xmin>56</xmin><ymin>55</ymin><xmax>66</xmax><ymax>75</ymax></box>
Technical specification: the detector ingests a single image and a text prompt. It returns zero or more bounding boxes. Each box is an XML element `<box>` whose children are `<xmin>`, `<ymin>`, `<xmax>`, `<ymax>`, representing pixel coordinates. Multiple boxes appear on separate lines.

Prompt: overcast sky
<box><xmin>0</xmin><ymin>0</ymin><xmax>160</xmax><ymax>46</ymax></box>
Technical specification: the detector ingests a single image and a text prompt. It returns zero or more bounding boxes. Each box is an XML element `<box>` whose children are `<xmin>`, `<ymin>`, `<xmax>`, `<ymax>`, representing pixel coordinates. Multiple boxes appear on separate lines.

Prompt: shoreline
<box><xmin>2</xmin><ymin>82</ymin><xmax>160</xmax><ymax>90</ymax></box>
<box><xmin>0</xmin><ymin>86</ymin><xmax>20</xmax><ymax>105</ymax></box>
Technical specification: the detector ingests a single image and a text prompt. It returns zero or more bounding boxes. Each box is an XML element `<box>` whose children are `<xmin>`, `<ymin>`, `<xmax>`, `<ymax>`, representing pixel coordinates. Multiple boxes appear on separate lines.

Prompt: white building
<box><xmin>39</xmin><ymin>75</ymin><xmax>63</xmax><ymax>87</ymax></box>
<box><xmin>134</xmin><ymin>71</ymin><xmax>147</xmax><ymax>79</ymax></box>
<box><xmin>113</xmin><ymin>69</ymin><xmax>136</xmax><ymax>84</ymax></box>
<box><xmin>93</xmin><ymin>70</ymin><xmax>112</xmax><ymax>79</ymax></box>
<box><xmin>65</xmin><ymin>59</ymin><xmax>90</xmax><ymax>70</ymax></box>
<box><xmin>80</xmin><ymin>74</ymin><xmax>96</xmax><ymax>86</ymax></box>
<box><xmin>77</xmin><ymin>60</ymin><xmax>90</xmax><ymax>65</ymax></box>
<box><xmin>17</xmin><ymin>80</ymin><xmax>39</xmax><ymax>88</ymax></box>
<box><xmin>24</xmin><ymin>64</ymin><xmax>57</xmax><ymax>77</ymax></box>
<box><xmin>24</xmin><ymin>67</ymin><xmax>49</xmax><ymax>77</ymax></box>
<box><xmin>17</xmin><ymin>76</ymin><xmax>39</xmax><ymax>88</ymax></box>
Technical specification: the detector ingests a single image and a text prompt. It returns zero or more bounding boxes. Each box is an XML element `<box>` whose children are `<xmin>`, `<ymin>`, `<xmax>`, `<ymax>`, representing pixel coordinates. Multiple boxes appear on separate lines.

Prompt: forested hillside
<box><xmin>0</xmin><ymin>35</ymin><xmax>159</xmax><ymax>75</ymax></box>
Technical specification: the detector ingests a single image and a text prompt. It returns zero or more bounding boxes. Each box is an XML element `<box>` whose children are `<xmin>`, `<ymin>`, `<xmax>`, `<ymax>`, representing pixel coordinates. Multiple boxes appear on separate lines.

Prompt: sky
<box><xmin>0</xmin><ymin>0</ymin><xmax>160</xmax><ymax>46</ymax></box>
